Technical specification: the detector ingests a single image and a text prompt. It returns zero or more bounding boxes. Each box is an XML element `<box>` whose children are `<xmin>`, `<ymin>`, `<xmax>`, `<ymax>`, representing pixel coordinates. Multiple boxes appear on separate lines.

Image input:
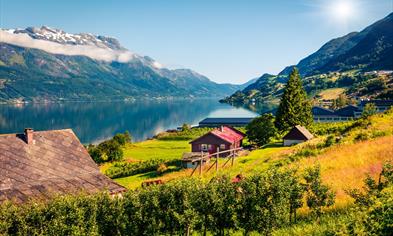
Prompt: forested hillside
<box><xmin>222</xmin><ymin>13</ymin><xmax>393</xmax><ymax>105</ymax></box>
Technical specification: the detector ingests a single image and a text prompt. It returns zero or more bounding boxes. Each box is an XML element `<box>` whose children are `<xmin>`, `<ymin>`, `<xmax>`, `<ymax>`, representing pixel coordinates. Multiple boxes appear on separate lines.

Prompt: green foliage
<box><xmin>2</xmin><ymin>165</ymin><xmax>391</xmax><ymax>235</ymax></box>
<box><xmin>304</xmin><ymin>165</ymin><xmax>335</xmax><ymax>218</ymax></box>
<box><xmin>88</xmin><ymin>131</ymin><xmax>131</xmax><ymax>163</ymax></box>
<box><xmin>246</xmin><ymin>113</ymin><xmax>277</xmax><ymax>147</ymax></box>
<box><xmin>181</xmin><ymin>123</ymin><xmax>191</xmax><ymax>131</ymax></box>
<box><xmin>0</xmin><ymin>170</ymin><xmax>306</xmax><ymax>235</ymax></box>
<box><xmin>309</xmin><ymin>121</ymin><xmax>355</xmax><ymax>136</ymax></box>
<box><xmin>346</xmin><ymin>162</ymin><xmax>393</xmax><ymax>235</ymax></box>
<box><xmin>275</xmin><ymin>68</ymin><xmax>313</xmax><ymax>132</ymax></box>
<box><xmin>362</xmin><ymin>103</ymin><xmax>378</xmax><ymax>119</ymax></box>
<box><xmin>105</xmin><ymin>159</ymin><xmax>172</xmax><ymax>178</ymax></box>
<box><xmin>363</xmin><ymin>186</ymin><xmax>393</xmax><ymax>235</ymax></box>
<box><xmin>113</xmin><ymin>131</ymin><xmax>132</xmax><ymax>146</ymax></box>
<box><xmin>155</xmin><ymin>127</ymin><xmax>213</xmax><ymax>141</ymax></box>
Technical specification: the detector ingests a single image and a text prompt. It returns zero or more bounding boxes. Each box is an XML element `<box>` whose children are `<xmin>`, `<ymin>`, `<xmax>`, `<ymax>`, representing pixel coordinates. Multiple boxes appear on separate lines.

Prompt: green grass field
<box><xmin>101</xmin><ymin>110</ymin><xmax>393</xmax><ymax>207</ymax></box>
<box><xmin>123</xmin><ymin>139</ymin><xmax>190</xmax><ymax>161</ymax></box>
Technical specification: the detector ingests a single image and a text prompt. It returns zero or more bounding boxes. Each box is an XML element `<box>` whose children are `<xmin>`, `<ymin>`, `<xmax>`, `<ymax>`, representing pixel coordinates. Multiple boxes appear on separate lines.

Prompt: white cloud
<box><xmin>0</xmin><ymin>30</ymin><xmax>135</xmax><ymax>62</ymax></box>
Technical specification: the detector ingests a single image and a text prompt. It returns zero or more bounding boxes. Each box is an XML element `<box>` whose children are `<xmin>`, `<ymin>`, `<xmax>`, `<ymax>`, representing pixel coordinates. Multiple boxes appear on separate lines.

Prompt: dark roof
<box><xmin>0</xmin><ymin>129</ymin><xmax>126</xmax><ymax>203</ymax></box>
<box><xmin>190</xmin><ymin>126</ymin><xmax>244</xmax><ymax>144</ymax></box>
<box><xmin>199</xmin><ymin>117</ymin><xmax>254</xmax><ymax>125</ymax></box>
<box><xmin>312</xmin><ymin>106</ymin><xmax>335</xmax><ymax>116</ymax></box>
<box><xmin>283</xmin><ymin>125</ymin><xmax>314</xmax><ymax>141</ymax></box>
<box><xmin>360</xmin><ymin>100</ymin><xmax>393</xmax><ymax>107</ymax></box>
<box><xmin>335</xmin><ymin>105</ymin><xmax>361</xmax><ymax>117</ymax></box>
<box><xmin>312</xmin><ymin>105</ymin><xmax>360</xmax><ymax>118</ymax></box>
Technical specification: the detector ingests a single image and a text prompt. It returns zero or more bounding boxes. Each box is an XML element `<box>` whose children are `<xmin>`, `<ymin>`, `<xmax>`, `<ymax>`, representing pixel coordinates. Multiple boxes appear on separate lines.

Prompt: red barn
<box><xmin>190</xmin><ymin>126</ymin><xmax>245</xmax><ymax>156</ymax></box>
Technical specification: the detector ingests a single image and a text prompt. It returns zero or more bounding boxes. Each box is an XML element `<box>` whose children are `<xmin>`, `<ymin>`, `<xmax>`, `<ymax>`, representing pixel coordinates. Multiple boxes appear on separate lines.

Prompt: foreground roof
<box><xmin>283</xmin><ymin>125</ymin><xmax>314</xmax><ymax>141</ymax></box>
<box><xmin>0</xmin><ymin>129</ymin><xmax>126</xmax><ymax>203</ymax></box>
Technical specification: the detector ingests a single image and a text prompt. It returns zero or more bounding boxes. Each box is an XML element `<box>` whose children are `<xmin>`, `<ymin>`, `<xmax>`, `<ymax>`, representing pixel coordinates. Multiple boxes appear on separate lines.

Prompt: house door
<box><xmin>208</xmin><ymin>144</ymin><xmax>215</xmax><ymax>154</ymax></box>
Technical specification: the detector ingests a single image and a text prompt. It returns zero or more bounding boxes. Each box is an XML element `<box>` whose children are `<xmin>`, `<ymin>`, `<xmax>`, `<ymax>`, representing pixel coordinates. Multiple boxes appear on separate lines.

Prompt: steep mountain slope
<box><xmin>223</xmin><ymin>13</ymin><xmax>393</xmax><ymax>104</ymax></box>
<box><xmin>293</xmin><ymin>32</ymin><xmax>364</xmax><ymax>76</ymax></box>
<box><xmin>320</xmin><ymin>12</ymin><xmax>393</xmax><ymax>72</ymax></box>
<box><xmin>280</xmin><ymin>13</ymin><xmax>393</xmax><ymax>76</ymax></box>
<box><xmin>0</xmin><ymin>27</ymin><xmax>241</xmax><ymax>103</ymax></box>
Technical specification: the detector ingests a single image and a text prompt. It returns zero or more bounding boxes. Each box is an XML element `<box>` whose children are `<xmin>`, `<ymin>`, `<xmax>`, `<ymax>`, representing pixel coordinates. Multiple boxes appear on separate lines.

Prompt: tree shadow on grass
<box><xmin>262</xmin><ymin>142</ymin><xmax>283</xmax><ymax>148</ymax></box>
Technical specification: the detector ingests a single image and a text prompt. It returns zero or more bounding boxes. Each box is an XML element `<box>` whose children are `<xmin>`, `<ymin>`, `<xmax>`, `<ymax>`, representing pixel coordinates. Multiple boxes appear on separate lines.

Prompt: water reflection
<box><xmin>0</xmin><ymin>99</ymin><xmax>268</xmax><ymax>144</ymax></box>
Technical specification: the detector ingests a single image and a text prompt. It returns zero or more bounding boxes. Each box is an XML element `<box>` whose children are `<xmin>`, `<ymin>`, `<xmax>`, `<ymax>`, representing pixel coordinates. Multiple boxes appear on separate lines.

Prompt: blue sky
<box><xmin>0</xmin><ymin>0</ymin><xmax>392</xmax><ymax>84</ymax></box>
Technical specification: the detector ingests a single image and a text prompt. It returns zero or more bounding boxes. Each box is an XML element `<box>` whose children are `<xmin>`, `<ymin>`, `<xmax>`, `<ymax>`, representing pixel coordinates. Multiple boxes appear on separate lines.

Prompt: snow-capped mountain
<box><xmin>12</xmin><ymin>26</ymin><xmax>125</xmax><ymax>50</ymax></box>
<box><xmin>0</xmin><ymin>26</ymin><xmax>244</xmax><ymax>103</ymax></box>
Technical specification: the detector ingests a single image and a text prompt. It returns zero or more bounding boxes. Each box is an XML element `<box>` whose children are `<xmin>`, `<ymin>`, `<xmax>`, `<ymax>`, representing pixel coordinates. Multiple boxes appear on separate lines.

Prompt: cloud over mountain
<box><xmin>0</xmin><ymin>30</ymin><xmax>135</xmax><ymax>63</ymax></box>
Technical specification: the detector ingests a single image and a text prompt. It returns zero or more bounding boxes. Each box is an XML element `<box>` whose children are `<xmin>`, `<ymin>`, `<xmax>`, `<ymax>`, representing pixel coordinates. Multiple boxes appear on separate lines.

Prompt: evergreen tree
<box><xmin>275</xmin><ymin>67</ymin><xmax>313</xmax><ymax>132</ymax></box>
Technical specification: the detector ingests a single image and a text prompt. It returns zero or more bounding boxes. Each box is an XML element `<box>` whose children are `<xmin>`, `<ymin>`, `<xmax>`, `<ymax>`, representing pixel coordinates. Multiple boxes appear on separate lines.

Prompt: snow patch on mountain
<box><xmin>0</xmin><ymin>29</ymin><xmax>136</xmax><ymax>63</ymax></box>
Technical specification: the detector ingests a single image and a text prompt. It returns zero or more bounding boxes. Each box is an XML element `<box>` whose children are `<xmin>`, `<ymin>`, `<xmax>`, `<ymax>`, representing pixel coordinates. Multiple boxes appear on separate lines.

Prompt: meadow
<box><xmin>100</xmin><ymin>108</ymin><xmax>393</xmax><ymax>211</ymax></box>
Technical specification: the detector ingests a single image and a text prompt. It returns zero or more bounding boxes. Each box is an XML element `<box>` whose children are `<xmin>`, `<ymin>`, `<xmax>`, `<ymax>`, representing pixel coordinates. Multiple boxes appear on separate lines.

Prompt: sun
<box><xmin>335</xmin><ymin>2</ymin><xmax>352</xmax><ymax>18</ymax></box>
<box><xmin>330</xmin><ymin>1</ymin><xmax>354</xmax><ymax>21</ymax></box>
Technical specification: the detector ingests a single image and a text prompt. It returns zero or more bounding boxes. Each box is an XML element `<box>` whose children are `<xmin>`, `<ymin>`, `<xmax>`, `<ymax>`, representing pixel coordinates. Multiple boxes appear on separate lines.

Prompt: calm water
<box><xmin>0</xmin><ymin>99</ymin><xmax>275</xmax><ymax>144</ymax></box>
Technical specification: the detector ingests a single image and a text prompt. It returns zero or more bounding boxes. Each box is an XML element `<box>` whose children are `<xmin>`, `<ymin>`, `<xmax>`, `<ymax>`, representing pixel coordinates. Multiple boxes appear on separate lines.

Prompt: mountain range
<box><xmin>224</xmin><ymin>12</ymin><xmax>393</xmax><ymax>103</ymax></box>
<box><xmin>0</xmin><ymin>26</ymin><xmax>245</xmax><ymax>103</ymax></box>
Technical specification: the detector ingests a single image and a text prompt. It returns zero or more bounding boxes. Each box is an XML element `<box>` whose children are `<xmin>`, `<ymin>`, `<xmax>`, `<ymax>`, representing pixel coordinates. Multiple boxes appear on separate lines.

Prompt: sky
<box><xmin>0</xmin><ymin>0</ymin><xmax>392</xmax><ymax>84</ymax></box>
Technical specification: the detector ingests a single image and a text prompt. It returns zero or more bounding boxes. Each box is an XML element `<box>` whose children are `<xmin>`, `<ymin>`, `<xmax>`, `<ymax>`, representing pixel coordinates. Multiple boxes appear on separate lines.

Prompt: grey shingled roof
<box><xmin>0</xmin><ymin>129</ymin><xmax>126</xmax><ymax>203</ymax></box>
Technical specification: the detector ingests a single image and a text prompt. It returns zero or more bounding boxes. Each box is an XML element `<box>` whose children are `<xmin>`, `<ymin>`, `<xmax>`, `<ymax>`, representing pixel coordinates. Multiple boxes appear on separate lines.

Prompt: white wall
<box><xmin>283</xmin><ymin>139</ymin><xmax>305</xmax><ymax>146</ymax></box>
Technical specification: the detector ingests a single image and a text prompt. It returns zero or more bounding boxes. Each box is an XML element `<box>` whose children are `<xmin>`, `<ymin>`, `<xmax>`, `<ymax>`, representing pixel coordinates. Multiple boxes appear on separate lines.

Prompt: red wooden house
<box><xmin>190</xmin><ymin>126</ymin><xmax>245</xmax><ymax>156</ymax></box>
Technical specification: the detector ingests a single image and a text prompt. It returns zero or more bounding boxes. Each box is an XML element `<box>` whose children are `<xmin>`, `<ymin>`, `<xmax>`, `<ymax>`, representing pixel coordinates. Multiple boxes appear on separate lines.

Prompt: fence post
<box><xmin>216</xmin><ymin>147</ymin><xmax>219</xmax><ymax>171</ymax></box>
<box><xmin>199</xmin><ymin>152</ymin><xmax>203</xmax><ymax>176</ymax></box>
<box><xmin>231</xmin><ymin>149</ymin><xmax>234</xmax><ymax>166</ymax></box>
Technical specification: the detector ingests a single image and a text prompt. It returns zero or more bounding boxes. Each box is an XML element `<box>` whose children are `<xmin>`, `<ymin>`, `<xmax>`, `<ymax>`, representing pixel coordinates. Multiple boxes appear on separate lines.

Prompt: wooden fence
<box><xmin>190</xmin><ymin>147</ymin><xmax>243</xmax><ymax>176</ymax></box>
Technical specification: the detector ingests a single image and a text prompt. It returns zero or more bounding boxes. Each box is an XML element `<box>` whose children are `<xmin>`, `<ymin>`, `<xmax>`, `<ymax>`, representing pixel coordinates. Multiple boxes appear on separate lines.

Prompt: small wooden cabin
<box><xmin>283</xmin><ymin>125</ymin><xmax>314</xmax><ymax>146</ymax></box>
<box><xmin>189</xmin><ymin>126</ymin><xmax>245</xmax><ymax>156</ymax></box>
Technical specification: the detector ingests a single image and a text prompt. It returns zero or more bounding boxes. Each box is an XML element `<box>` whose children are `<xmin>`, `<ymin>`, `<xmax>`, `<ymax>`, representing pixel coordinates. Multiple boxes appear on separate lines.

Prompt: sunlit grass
<box><xmin>107</xmin><ymin>109</ymin><xmax>393</xmax><ymax>207</ymax></box>
<box><xmin>318</xmin><ymin>88</ymin><xmax>345</xmax><ymax>100</ymax></box>
<box><xmin>294</xmin><ymin>135</ymin><xmax>393</xmax><ymax>206</ymax></box>
<box><xmin>122</xmin><ymin>139</ymin><xmax>190</xmax><ymax>161</ymax></box>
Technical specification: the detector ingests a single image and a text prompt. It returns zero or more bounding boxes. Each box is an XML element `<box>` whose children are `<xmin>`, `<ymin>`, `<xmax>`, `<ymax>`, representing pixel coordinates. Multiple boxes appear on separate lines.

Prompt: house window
<box><xmin>220</xmin><ymin>144</ymin><xmax>226</xmax><ymax>150</ymax></box>
<box><xmin>201</xmin><ymin>144</ymin><xmax>208</xmax><ymax>151</ymax></box>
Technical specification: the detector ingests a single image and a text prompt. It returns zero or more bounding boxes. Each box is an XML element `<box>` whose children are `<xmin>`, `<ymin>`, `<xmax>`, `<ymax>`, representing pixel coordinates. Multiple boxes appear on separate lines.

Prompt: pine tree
<box><xmin>275</xmin><ymin>67</ymin><xmax>313</xmax><ymax>132</ymax></box>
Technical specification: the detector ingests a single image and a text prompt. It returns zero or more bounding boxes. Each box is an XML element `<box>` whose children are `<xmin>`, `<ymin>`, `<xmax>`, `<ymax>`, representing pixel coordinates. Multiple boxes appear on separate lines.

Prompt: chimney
<box><xmin>24</xmin><ymin>128</ymin><xmax>34</xmax><ymax>144</ymax></box>
<box><xmin>220</xmin><ymin>126</ymin><xmax>224</xmax><ymax>132</ymax></box>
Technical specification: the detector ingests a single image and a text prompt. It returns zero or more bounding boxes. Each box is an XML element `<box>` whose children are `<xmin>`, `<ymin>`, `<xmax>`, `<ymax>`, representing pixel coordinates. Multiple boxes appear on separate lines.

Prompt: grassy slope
<box><xmin>101</xmin><ymin>110</ymin><xmax>393</xmax><ymax>208</ymax></box>
<box><xmin>317</xmin><ymin>87</ymin><xmax>345</xmax><ymax>99</ymax></box>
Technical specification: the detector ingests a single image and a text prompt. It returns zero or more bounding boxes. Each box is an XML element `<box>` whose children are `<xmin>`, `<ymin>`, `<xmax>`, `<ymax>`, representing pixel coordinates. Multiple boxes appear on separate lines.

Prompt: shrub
<box><xmin>246</xmin><ymin>113</ymin><xmax>277</xmax><ymax>147</ymax></box>
<box><xmin>354</xmin><ymin>132</ymin><xmax>370</xmax><ymax>142</ymax></box>
<box><xmin>105</xmin><ymin>159</ymin><xmax>168</xmax><ymax>178</ymax></box>
<box><xmin>157</xmin><ymin>163</ymin><xmax>168</xmax><ymax>175</ymax></box>
<box><xmin>304</xmin><ymin>165</ymin><xmax>335</xmax><ymax>218</ymax></box>
<box><xmin>361</xmin><ymin>103</ymin><xmax>377</xmax><ymax>119</ymax></box>
<box><xmin>324</xmin><ymin>135</ymin><xmax>336</xmax><ymax>147</ymax></box>
<box><xmin>88</xmin><ymin>131</ymin><xmax>131</xmax><ymax>163</ymax></box>
<box><xmin>113</xmin><ymin>131</ymin><xmax>132</xmax><ymax>146</ymax></box>
<box><xmin>0</xmin><ymin>169</ymin><xmax>306</xmax><ymax>235</ymax></box>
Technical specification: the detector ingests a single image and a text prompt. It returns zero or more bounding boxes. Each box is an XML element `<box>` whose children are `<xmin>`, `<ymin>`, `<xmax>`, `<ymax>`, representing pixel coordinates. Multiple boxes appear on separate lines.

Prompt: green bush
<box><xmin>0</xmin><ymin>169</ymin><xmax>308</xmax><ymax>235</ymax></box>
<box><xmin>246</xmin><ymin>113</ymin><xmax>278</xmax><ymax>147</ymax></box>
<box><xmin>105</xmin><ymin>159</ymin><xmax>169</xmax><ymax>178</ymax></box>
<box><xmin>88</xmin><ymin>131</ymin><xmax>131</xmax><ymax>163</ymax></box>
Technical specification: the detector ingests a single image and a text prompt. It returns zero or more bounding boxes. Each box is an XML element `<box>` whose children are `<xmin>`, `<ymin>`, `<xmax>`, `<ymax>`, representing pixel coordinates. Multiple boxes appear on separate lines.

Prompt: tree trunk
<box><xmin>186</xmin><ymin>225</ymin><xmax>190</xmax><ymax>236</ymax></box>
